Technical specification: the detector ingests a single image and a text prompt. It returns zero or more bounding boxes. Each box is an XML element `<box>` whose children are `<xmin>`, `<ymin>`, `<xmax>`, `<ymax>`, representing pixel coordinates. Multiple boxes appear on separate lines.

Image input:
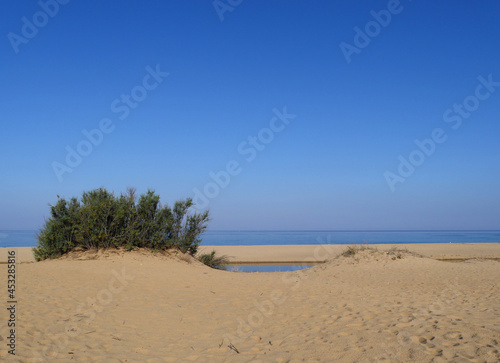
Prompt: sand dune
<box><xmin>199</xmin><ymin>243</ymin><xmax>500</xmax><ymax>264</ymax></box>
<box><xmin>1</xmin><ymin>246</ymin><xmax>499</xmax><ymax>362</ymax></box>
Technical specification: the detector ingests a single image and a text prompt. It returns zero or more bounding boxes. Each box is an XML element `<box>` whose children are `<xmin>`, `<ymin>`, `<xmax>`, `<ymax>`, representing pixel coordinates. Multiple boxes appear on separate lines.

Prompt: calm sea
<box><xmin>1</xmin><ymin>230</ymin><xmax>499</xmax><ymax>248</ymax></box>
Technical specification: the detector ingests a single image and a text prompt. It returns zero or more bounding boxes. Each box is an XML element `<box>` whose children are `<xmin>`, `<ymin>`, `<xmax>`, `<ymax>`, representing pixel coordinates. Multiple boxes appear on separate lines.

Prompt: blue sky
<box><xmin>1</xmin><ymin>0</ymin><xmax>499</xmax><ymax>231</ymax></box>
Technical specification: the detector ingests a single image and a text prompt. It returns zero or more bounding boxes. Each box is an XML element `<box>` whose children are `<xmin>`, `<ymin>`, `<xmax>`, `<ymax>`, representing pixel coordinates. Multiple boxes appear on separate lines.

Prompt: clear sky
<box><xmin>1</xmin><ymin>1</ymin><xmax>499</xmax><ymax>231</ymax></box>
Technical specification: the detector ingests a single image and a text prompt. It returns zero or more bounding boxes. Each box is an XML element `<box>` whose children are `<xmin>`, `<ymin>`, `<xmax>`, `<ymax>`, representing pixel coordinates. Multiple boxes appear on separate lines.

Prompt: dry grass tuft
<box><xmin>198</xmin><ymin>250</ymin><xmax>229</xmax><ymax>270</ymax></box>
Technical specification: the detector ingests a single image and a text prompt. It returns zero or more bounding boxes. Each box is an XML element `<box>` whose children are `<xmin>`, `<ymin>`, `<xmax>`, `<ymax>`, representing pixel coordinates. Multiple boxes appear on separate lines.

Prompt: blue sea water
<box><xmin>202</xmin><ymin>230</ymin><xmax>500</xmax><ymax>246</ymax></box>
<box><xmin>0</xmin><ymin>230</ymin><xmax>38</xmax><ymax>248</ymax></box>
<box><xmin>1</xmin><ymin>229</ymin><xmax>499</xmax><ymax>248</ymax></box>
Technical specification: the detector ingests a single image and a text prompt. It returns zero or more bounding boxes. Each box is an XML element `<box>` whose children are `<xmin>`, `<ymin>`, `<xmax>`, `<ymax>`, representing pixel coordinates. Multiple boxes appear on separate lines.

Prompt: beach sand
<box><xmin>0</xmin><ymin>244</ymin><xmax>499</xmax><ymax>362</ymax></box>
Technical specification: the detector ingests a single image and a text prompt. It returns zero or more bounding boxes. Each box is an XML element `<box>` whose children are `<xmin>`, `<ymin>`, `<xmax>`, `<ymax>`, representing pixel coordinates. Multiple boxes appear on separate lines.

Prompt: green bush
<box><xmin>33</xmin><ymin>188</ymin><xmax>210</xmax><ymax>261</ymax></box>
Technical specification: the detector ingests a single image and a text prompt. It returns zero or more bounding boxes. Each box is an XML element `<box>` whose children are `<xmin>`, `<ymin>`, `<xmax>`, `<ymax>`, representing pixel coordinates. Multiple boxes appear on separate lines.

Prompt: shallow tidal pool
<box><xmin>226</xmin><ymin>265</ymin><xmax>313</xmax><ymax>272</ymax></box>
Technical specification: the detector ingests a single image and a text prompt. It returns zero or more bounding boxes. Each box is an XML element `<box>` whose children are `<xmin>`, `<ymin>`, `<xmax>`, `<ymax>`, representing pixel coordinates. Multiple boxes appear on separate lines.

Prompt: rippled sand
<box><xmin>1</xmin><ymin>245</ymin><xmax>499</xmax><ymax>362</ymax></box>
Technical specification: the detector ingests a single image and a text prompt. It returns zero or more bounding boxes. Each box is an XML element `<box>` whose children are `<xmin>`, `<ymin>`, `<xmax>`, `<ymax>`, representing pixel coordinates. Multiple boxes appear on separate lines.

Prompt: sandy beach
<box><xmin>1</xmin><ymin>244</ymin><xmax>499</xmax><ymax>362</ymax></box>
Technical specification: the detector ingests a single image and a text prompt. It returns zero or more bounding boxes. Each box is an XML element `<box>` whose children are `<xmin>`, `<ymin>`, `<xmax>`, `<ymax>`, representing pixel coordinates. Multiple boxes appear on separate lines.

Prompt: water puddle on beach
<box><xmin>226</xmin><ymin>265</ymin><xmax>313</xmax><ymax>273</ymax></box>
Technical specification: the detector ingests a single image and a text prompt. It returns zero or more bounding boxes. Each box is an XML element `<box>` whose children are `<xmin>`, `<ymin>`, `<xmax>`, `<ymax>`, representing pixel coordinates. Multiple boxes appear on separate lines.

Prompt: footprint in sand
<box><xmin>427</xmin><ymin>347</ymin><xmax>443</xmax><ymax>356</ymax></box>
<box><xmin>411</xmin><ymin>336</ymin><xmax>428</xmax><ymax>344</ymax></box>
<box><xmin>443</xmin><ymin>331</ymin><xmax>463</xmax><ymax>340</ymax></box>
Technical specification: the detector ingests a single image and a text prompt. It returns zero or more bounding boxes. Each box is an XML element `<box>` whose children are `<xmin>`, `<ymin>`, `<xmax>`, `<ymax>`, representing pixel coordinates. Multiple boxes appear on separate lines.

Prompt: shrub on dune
<box><xmin>33</xmin><ymin>187</ymin><xmax>210</xmax><ymax>261</ymax></box>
